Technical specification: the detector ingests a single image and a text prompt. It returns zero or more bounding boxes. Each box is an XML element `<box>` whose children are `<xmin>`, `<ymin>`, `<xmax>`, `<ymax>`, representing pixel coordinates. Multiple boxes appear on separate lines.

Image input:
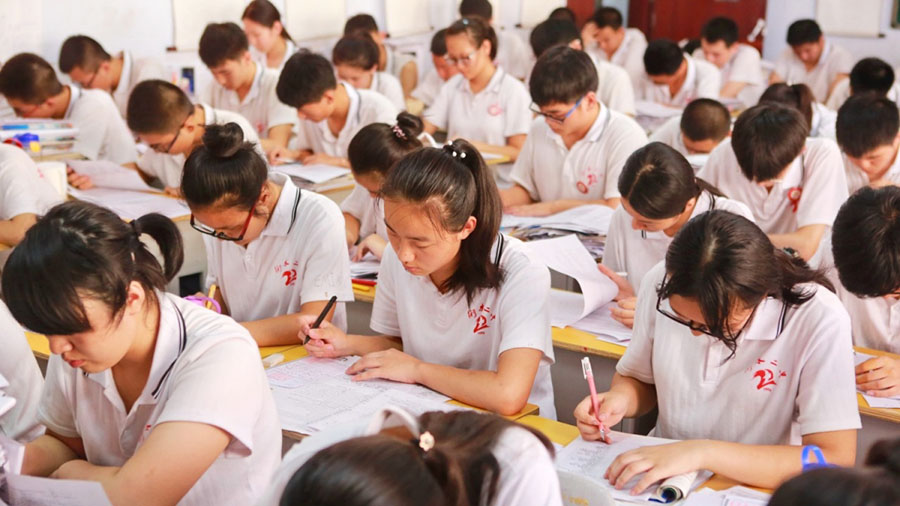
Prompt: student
<box><xmin>637</xmin><ymin>39</ymin><xmax>721</xmax><ymax>108</ymax></box>
<box><xmin>410</xmin><ymin>29</ymin><xmax>460</xmax><ymax>108</ymax></box>
<box><xmin>343</xmin><ymin>14</ymin><xmax>418</xmax><ymax>97</ymax></box>
<box><xmin>242</xmin><ymin>0</ymin><xmax>297</xmax><ymax>72</ymax></box>
<box><xmin>693</xmin><ymin>16</ymin><xmax>764</xmax><ymax>106</ymax></box>
<box><xmin>0</xmin><ymin>53</ymin><xmax>137</xmax><ymax>165</ymax></box>
<box><xmin>830</xmin><ymin>187</ymin><xmax>900</xmax><ymax>395</ymax></box>
<box><xmin>528</xmin><ymin>18</ymin><xmax>636</xmax><ymax>116</ymax></box>
<box><xmin>836</xmin><ymin>94</ymin><xmax>900</xmax><ymax>194</ymax></box>
<box><xmin>181</xmin><ymin>124</ymin><xmax>352</xmax><ymax>345</ymax></box>
<box><xmin>264</xmin><ymin>408</ymin><xmax>562</xmax><ymax>506</ymax></box>
<box><xmin>2</xmin><ymin>201</ymin><xmax>281</xmax><ymax>505</ymax></box>
<box><xmin>771</xmin><ymin>19</ymin><xmax>853</xmax><ymax>103</ymax></box>
<box><xmin>343</xmin><ymin>112</ymin><xmax>424</xmax><ymax>261</ymax></box>
<box><xmin>649</xmin><ymin>98</ymin><xmax>731</xmax><ymax>159</ymax></box>
<box><xmin>826</xmin><ymin>57</ymin><xmax>900</xmax><ymax>111</ymax></box>
<box><xmin>0</xmin><ymin>299</ymin><xmax>44</xmax><ymax>443</ymax></box>
<box><xmin>58</xmin><ymin>35</ymin><xmax>167</xmax><ymax>118</ymax></box>
<box><xmin>332</xmin><ymin>33</ymin><xmax>406</xmax><ymax>110</ymax></box>
<box><xmin>698</xmin><ymin>103</ymin><xmax>848</xmax><ymax>262</ymax></box>
<box><xmin>423</xmin><ymin>17</ymin><xmax>532</xmax><ymax>162</ymax></box>
<box><xmin>548</xmin><ymin>6</ymin><xmax>577</xmax><ymax>24</ymax></box>
<box><xmin>459</xmin><ymin>0</ymin><xmax>533</xmax><ymax>81</ymax></box>
<box><xmin>760</xmin><ymin>82</ymin><xmax>836</xmax><ymax>140</ymax></box>
<box><xmin>575</xmin><ymin>210</ymin><xmax>859</xmax><ymax>492</ymax></box>
<box><xmin>272</xmin><ymin>51</ymin><xmax>398</xmax><ymax>167</ymax></box>
<box><xmin>0</xmin><ymin>143</ymin><xmax>62</xmax><ymax>246</ymax></box>
<box><xmin>198</xmin><ymin>22</ymin><xmax>296</xmax><ymax>153</ymax></box>
<box><xmin>501</xmin><ymin>47</ymin><xmax>647</xmax><ymax>216</ymax></box>
<box><xmin>590</xmin><ymin>7</ymin><xmax>647</xmax><ymax>88</ymax></box>
<box><xmin>601</xmin><ymin>142</ymin><xmax>753</xmax><ymax>327</ymax></box>
<box><xmin>300</xmin><ymin>141</ymin><xmax>557</xmax><ymax>418</ymax></box>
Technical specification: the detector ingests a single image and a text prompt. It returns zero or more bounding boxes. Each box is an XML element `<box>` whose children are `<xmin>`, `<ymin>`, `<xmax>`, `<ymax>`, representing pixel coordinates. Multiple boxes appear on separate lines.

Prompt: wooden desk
<box><xmin>552</xmin><ymin>326</ymin><xmax>626</xmax><ymax>360</ymax></box>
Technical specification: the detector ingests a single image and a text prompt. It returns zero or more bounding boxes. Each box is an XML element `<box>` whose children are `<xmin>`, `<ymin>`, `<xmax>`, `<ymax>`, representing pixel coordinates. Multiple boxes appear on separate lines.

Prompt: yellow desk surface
<box><xmin>552</xmin><ymin>326</ymin><xmax>627</xmax><ymax>360</ymax></box>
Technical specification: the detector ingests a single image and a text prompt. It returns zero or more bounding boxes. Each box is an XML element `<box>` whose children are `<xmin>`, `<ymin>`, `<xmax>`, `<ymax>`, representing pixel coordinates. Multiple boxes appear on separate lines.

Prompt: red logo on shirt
<box><xmin>274</xmin><ymin>260</ymin><xmax>300</xmax><ymax>287</ymax></box>
<box><xmin>787</xmin><ymin>187</ymin><xmax>802</xmax><ymax>213</ymax></box>
<box><xmin>747</xmin><ymin>358</ymin><xmax>788</xmax><ymax>392</ymax></box>
<box><xmin>467</xmin><ymin>304</ymin><xmax>496</xmax><ymax>335</ymax></box>
<box><xmin>487</xmin><ymin>103</ymin><xmax>503</xmax><ymax>116</ymax></box>
<box><xmin>576</xmin><ymin>167</ymin><xmax>599</xmax><ymax>194</ymax></box>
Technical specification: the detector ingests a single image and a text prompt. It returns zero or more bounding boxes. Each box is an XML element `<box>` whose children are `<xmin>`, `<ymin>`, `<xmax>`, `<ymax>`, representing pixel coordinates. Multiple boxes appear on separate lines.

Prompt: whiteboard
<box><xmin>172</xmin><ymin>0</ymin><xmax>249</xmax><ymax>50</ymax></box>
<box><xmin>385</xmin><ymin>0</ymin><xmax>432</xmax><ymax>37</ymax></box>
<box><xmin>816</xmin><ymin>0</ymin><xmax>882</xmax><ymax>38</ymax></box>
<box><xmin>0</xmin><ymin>0</ymin><xmax>42</xmax><ymax>63</ymax></box>
<box><xmin>285</xmin><ymin>0</ymin><xmax>347</xmax><ymax>41</ymax></box>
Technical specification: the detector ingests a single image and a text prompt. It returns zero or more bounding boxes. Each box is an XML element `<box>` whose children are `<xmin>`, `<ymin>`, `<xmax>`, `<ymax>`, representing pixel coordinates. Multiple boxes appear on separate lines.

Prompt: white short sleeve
<box><xmin>796</xmin><ymin>140</ymin><xmax>848</xmax><ymax>228</ymax></box>
<box><xmin>68</xmin><ymin>90</ymin><xmax>137</xmax><ymax>165</ymax></box>
<box><xmin>423</xmin><ymin>77</ymin><xmax>457</xmax><ymax>130</ymax></box>
<box><xmin>0</xmin><ymin>146</ymin><xmax>60</xmax><ymax>220</ymax></box>
<box><xmin>615</xmin><ymin>262</ymin><xmax>665</xmax><ymax>384</ymax></box>
<box><xmin>695</xmin><ymin>60</ymin><xmax>722</xmax><ymax>100</ymax></box>
<box><xmin>773</xmin><ymin>49</ymin><xmax>792</xmax><ymax>81</ymax></box>
<box><xmin>728</xmin><ymin>46</ymin><xmax>762</xmax><ymax>85</ymax></box>
<box><xmin>491</xmin><ymin>427</ymin><xmax>563</xmax><ymax>506</ymax></box>
<box><xmin>0</xmin><ymin>301</ymin><xmax>44</xmax><ymax>442</ymax></box>
<box><xmin>36</xmin><ymin>355</ymin><xmax>79</xmax><ymax>438</ymax></box>
<box><xmin>602</xmin><ymin>121</ymin><xmax>648</xmax><ymax>199</ymax></box>
<box><xmin>502</xmin><ymin>80</ymin><xmax>534</xmax><ymax>139</ymax></box>
<box><xmin>369</xmin><ymin>245</ymin><xmax>401</xmax><ymax>336</ymax></box>
<box><xmin>600</xmin><ymin>206</ymin><xmax>628</xmax><ymax>274</ymax></box>
<box><xmin>374</xmin><ymin>72</ymin><xmax>406</xmax><ymax>111</ymax></box>
<box><xmin>496</xmin><ymin>249</ymin><xmax>553</xmax><ymax>357</ymax></box>
<box><xmin>509</xmin><ymin>129</ymin><xmax>540</xmax><ymax>200</ymax></box>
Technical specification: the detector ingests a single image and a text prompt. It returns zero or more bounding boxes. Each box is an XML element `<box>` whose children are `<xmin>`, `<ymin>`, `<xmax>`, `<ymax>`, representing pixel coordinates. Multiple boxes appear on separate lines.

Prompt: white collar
<box><xmin>241</xmin><ymin>61</ymin><xmax>264</xmax><ymax>103</ymax></box>
<box><xmin>740</xmin><ymin>297</ymin><xmax>788</xmax><ymax>342</ymax></box>
<box><xmin>64</xmin><ymin>85</ymin><xmax>82</xmax><ymax>119</ymax></box>
<box><xmin>260</xmin><ymin>173</ymin><xmax>302</xmax><ymax>238</ymax></box>
<box><xmin>460</xmin><ymin>67</ymin><xmax>506</xmax><ymax>95</ymax></box>
<box><xmin>118</xmin><ymin>51</ymin><xmax>133</xmax><ymax>91</ymax></box>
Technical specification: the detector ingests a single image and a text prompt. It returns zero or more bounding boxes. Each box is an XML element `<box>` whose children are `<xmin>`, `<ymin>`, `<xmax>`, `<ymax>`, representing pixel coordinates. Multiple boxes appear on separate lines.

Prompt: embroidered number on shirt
<box><xmin>747</xmin><ymin>358</ymin><xmax>788</xmax><ymax>392</ymax></box>
<box><xmin>274</xmin><ymin>260</ymin><xmax>300</xmax><ymax>287</ymax></box>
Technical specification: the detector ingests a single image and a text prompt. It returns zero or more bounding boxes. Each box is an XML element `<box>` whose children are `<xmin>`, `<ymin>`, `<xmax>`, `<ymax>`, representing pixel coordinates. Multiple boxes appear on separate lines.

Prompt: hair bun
<box><xmin>395</xmin><ymin>112</ymin><xmax>424</xmax><ymax>140</ymax></box>
<box><xmin>203</xmin><ymin>122</ymin><xmax>245</xmax><ymax>158</ymax></box>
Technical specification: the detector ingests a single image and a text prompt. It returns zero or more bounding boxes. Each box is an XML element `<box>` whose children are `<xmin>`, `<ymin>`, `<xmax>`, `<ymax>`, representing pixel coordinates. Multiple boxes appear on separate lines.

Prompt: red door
<box><xmin>629</xmin><ymin>0</ymin><xmax>767</xmax><ymax>51</ymax></box>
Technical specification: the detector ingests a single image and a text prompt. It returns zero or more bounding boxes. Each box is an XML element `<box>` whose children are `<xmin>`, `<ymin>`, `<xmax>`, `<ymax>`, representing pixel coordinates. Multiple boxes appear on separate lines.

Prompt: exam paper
<box><xmin>569</xmin><ymin>301</ymin><xmax>633</xmax><ymax>342</ymax></box>
<box><xmin>635</xmin><ymin>100</ymin><xmax>683</xmax><ymax>118</ymax></box>
<box><xmin>350</xmin><ymin>252</ymin><xmax>381</xmax><ymax>278</ymax></box>
<box><xmin>501</xmin><ymin>205</ymin><xmax>614</xmax><ymax>235</ymax></box>
<box><xmin>276</xmin><ymin>164</ymin><xmax>351</xmax><ymax>184</ymax></box>
<box><xmin>67</xmin><ymin>160</ymin><xmax>156</xmax><ymax>192</ymax></box>
<box><xmin>853</xmin><ymin>352</ymin><xmax>900</xmax><ymax>409</ymax></box>
<box><xmin>6</xmin><ymin>474</ymin><xmax>113</xmax><ymax>506</ymax></box>
<box><xmin>68</xmin><ymin>187</ymin><xmax>189</xmax><ymax>220</ymax></box>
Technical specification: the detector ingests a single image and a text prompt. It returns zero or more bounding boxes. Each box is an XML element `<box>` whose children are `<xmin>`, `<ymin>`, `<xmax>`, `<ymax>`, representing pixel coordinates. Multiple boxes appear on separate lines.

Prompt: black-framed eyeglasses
<box><xmin>190</xmin><ymin>207</ymin><xmax>254</xmax><ymax>242</ymax></box>
<box><xmin>655</xmin><ymin>293</ymin><xmax>757</xmax><ymax>340</ymax></box>
<box><xmin>530</xmin><ymin>95</ymin><xmax>585</xmax><ymax>125</ymax></box>
<box><xmin>150</xmin><ymin>113</ymin><xmax>191</xmax><ymax>153</ymax></box>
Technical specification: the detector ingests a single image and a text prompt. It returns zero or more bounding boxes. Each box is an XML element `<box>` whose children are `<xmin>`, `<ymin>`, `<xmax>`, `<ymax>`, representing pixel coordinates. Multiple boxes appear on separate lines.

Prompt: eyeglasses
<box><xmin>150</xmin><ymin>113</ymin><xmax>191</xmax><ymax>153</ymax></box>
<box><xmin>655</xmin><ymin>292</ymin><xmax>757</xmax><ymax>340</ymax></box>
<box><xmin>443</xmin><ymin>50</ymin><xmax>478</xmax><ymax>67</ymax></box>
<box><xmin>530</xmin><ymin>95</ymin><xmax>585</xmax><ymax>125</ymax></box>
<box><xmin>190</xmin><ymin>207</ymin><xmax>255</xmax><ymax>242</ymax></box>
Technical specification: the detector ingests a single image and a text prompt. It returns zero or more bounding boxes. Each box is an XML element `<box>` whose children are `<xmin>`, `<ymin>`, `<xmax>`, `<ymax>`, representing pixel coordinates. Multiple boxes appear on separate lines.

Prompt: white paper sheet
<box><xmin>308</xmin><ymin>389</ymin><xmax>466</xmax><ymax>432</ymax></box>
<box><xmin>683</xmin><ymin>487</ymin><xmax>770</xmax><ymax>506</ymax></box>
<box><xmin>275</xmin><ymin>164</ymin><xmax>351</xmax><ymax>184</ymax></box>
<box><xmin>635</xmin><ymin>100</ymin><xmax>683</xmax><ymax>118</ymax></box>
<box><xmin>0</xmin><ymin>433</ymin><xmax>24</xmax><ymax>475</ymax></box>
<box><xmin>68</xmin><ymin>187</ymin><xmax>189</xmax><ymax>221</ymax></box>
<box><xmin>569</xmin><ymin>302</ymin><xmax>633</xmax><ymax>342</ymax></box>
<box><xmin>854</xmin><ymin>352</ymin><xmax>900</xmax><ymax>408</ymax></box>
<box><xmin>349</xmin><ymin>252</ymin><xmax>381</xmax><ymax>278</ymax></box>
<box><xmin>6</xmin><ymin>474</ymin><xmax>113</xmax><ymax>506</ymax></box>
<box><xmin>501</xmin><ymin>205</ymin><xmax>614</xmax><ymax>235</ymax></box>
<box><xmin>67</xmin><ymin>160</ymin><xmax>156</xmax><ymax>192</ymax></box>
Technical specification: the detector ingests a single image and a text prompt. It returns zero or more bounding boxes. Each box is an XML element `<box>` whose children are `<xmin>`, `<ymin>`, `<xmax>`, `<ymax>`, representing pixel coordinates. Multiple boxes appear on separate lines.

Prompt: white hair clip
<box><xmin>418</xmin><ymin>431</ymin><xmax>435</xmax><ymax>452</ymax></box>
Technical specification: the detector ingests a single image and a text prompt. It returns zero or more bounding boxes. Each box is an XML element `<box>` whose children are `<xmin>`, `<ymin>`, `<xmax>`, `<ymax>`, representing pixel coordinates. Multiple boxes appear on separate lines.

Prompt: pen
<box><xmin>304</xmin><ymin>295</ymin><xmax>338</xmax><ymax>344</ymax></box>
<box><xmin>205</xmin><ymin>284</ymin><xmax>217</xmax><ymax>310</ymax></box>
<box><xmin>582</xmin><ymin>357</ymin><xmax>611</xmax><ymax>444</ymax></box>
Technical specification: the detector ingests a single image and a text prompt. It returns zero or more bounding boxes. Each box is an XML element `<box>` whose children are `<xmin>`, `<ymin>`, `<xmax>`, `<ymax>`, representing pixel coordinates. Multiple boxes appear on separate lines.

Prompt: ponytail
<box><xmin>242</xmin><ymin>0</ymin><xmax>293</xmax><ymax>42</ymax></box>
<box><xmin>760</xmin><ymin>82</ymin><xmax>815</xmax><ymax>130</ymax></box>
<box><xmin>348</xmin><ymin>112</ymin><xmax>423</xmax><ymax>178</ymax></box>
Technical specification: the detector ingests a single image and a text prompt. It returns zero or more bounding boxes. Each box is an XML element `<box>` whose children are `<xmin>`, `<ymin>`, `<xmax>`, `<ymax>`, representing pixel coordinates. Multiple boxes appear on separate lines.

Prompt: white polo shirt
<box><xmin>843</xmin><ymin>150</ymin><xmax>900</xmax><ymax>195</ymax></box>
<box><xmin>0</xmin><ymin>144</ymin><xmax>62</xmax><ymax>221</ymax></box>
<box><xmin>136</xmin><ymin>104</ymin><xmax>262</xmax><ymax>189</ymax></box>
<box><xmin>425</xmin><ymin>67</ymin><xmax>532</xmax><ymax>147</ymax></box>
<box><xmin>693</xmin><ymin>44</ymin><xmax>764</xmax><ymax>106</ymax></box>
<box><xmin>774</xmin><ymin>41</ymin><xmax>853</xmax><ymax>103</ymax></box>
<box><xmin>0</xmin><ymin>300</ymin><xmax>44</xmax><ymax>442</ymax></box>
<box><xmin>370</xmin><ymin>71</ymin><xmax>406</xmax><ymax>110</ymax></box>
<box><xmin>825</xmin><ymin>79</ymin><xmax>900</xmax><ymax>111</ymax></box>
<box><xmin>370</xmin><ymin>235</ymin><xmax>557</xmax><ymax>419</ymax></box>
<box><xmin>204</xmin><ymin>173</ymin><xmax>354</xmax><ymax>330</ymax></box>
<box><xmin>496</xmin><ymin>29</ymin><xmax>534</xmax><ymax>81</ymax></box>
<box><xmin>648</xmin><ymin>115</ymin><xmax>688</xmax><ymax>156</ymax></box>
<box><xmin>637</xmin><ymin>56</ymin><xmax>721</xmax><ymax>108</ymax></box>
<box><xmin>201</xmin><ymin>62</ymin><xmax>297</xmax><ymax>138</ymax></box>
<box><xmin>603</xmin><ymin>192</ymin><xmax>754</xmax><ymax>293</ymax></box>
<box><xmin>251</xmin><ymin>39</ymin><xmax>298</xmax><ymax>73</ymax></box>
<box><xmin>111</xmin><ymin>51</ymin><xmax>167</xmax><ymax>118</ymax></box>
<box><xmin>411</xmin><ymin>68</ymin><xmax>444</xmax><ymax>106</ymax></box>
<box><xmin>619</xmin><ymin>262</ymin><xmax>861</xmax><ymax>445</ymax></box>
<box><xmin>510</xmin><ymin>105</ymin><xmax>648</xmax><ymax>202</ymax></box>
<box><xmin>65</xmin><ymin>85</ymin><xmax>137</xmax><ymax>164</ymax></box>
<box><xmin>810</xmin><ymin>102</ymin><xmax>836</xmax><ymax>141</ymax></box>
<box><xmin>596</xmin><ymin>28</ymin><xmax>648</xmax><ymax>89</ymax></box>
<box><xmin>592</xmin><ymin>55</ymin><xmax>637</xmax><ymax>116</ymax></box>
<box><xmin>37</xmin><ymin>292</ymin><xmax>282</xmax><ymax>506</ymax></box>
<box><xmin>292</xmin><ymin>83</ymin><xmax>398</xmax><ymax>159</ymax></box>
<box><xmin>340</xmin><ymin>184</ymin><xmax>386</xmax><ymax>242</ymax></box>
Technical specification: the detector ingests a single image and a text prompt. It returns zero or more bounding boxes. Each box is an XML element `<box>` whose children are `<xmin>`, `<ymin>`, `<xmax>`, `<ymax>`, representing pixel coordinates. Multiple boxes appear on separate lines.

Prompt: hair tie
<box><xmin>130</xmin><ymin>220</ymin><xmax>142</xmax><ymax>239</ymax></box>
<box><xmin>417</xmin><ymin>431</ymin><xmax>435</xmax><ymax>453</ymax></box>
<box><xmin>391</xmin><ymin>124</ymin><xmax>407</xmax><ymax>140</ymax></box>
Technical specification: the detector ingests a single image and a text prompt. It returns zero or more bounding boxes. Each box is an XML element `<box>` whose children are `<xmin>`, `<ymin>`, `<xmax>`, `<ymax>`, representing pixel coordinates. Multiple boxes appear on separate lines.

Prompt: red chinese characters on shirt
<box><xmin>274</xmin><ymin>260</ymin><xmax>300</xmax><ymax>287</ymax></box>
<box><xmin>576</xmin><ymin>167</ymin><xmax>599</xmax><ymax>194</ymax></box>
<box><xmin>467</xmin><ymin>304</ymin><xmax>497</xmax><ymax>335</ymax></box>
<box><xmin>746</xmin><ymin>358</ymin><xmax>788</xmax><ymax>392</ymax></box>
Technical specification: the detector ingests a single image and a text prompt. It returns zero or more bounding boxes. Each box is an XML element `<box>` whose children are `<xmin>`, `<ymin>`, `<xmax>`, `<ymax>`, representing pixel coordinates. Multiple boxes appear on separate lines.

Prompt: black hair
<box><xmin>430</xmin><ymin>29</ymin><xmax>449</xmax><ymax>56</ymax></box>
<box><xmin>242</xmin><ymin>0</ymin><xmax>293</xmax><ymax>42</ymax></box>
<box><xmin>199</xmin><ymin>22</ymin><xmax>250</xmax><ymax>68</ymax></box>
<box><xmin>529</xmin><ymin>19</ymin><xmax>581</xmax><ymax>58</ymax></box>
<box><xmin>680</xmin><ymin>98</ymin><xmax>731</xmax><ymax>143</ymax></box>
<box><xmin>832</xmin><ymin>186</ymin><xmax>900</xmax><ymax>297</ymax></box>
<box><xmin>446</xmin><ymin>17</ymin><xmax>499</xmax><ymax>61</ymax></box>
<box><xmin>1</xmin><ymin>201</ymin><xmax>184</xmax><ymax>335</ymax></box>
<box><xmin>0</xmin><ymin>53</ymin><xmax>64</xmax><ymax>104</ymax></box>
<box><xmin>837</xmin><ymin>93</ymin><xmax>900</xmax><ymax>158</ymax></box>
<box><xmin>280</xmin><ymin>411</ymin><xmax>554</xmax><ymax>506</ymax></box>
<box><xmin>276</xmin><ymin>50</ymin><xmax>337</xmax><ymax>108</ymax></box>
<box><xmin>459</xmin><ymin>0</ymin><xmax>492</xmax><ymax>20</ymax></box>
<box><xmin>381</xmin><ymin>140</ymin><xmax>502</xmax><ymax>303</ymax></box>
<box><xmin>548</xmin><ymin>7</ymin><xmax>577</xmax><ymax>24</ymax></box>
<box><xmin>126</xmin><ymin>79</ymin><xmax>194</xmax><ymax>134</ymax></box>
<box><xmin>619</xmin><ymin>142</ymin><xmax>723</xmax><ymax>219</ymax></box>
<box><xmin>643</xmin><ymin>39</ymin><xmax>684</xmax><ymax>76</ymax></box>
<box><xmin>58</xmin><ymin>35</ymin><xmax>111</xmax><ymax>73</ymax></box>
<box><xmin>787</xmin><ymin>19</ymin><xmax>822</xmax><ymax>46</ymax></box>
<box><xmin>592</xmin><ymin>7</ymin><xmax>623</xmax><ymax>30</ymax></box>
<box><xmin>850</xmin><ymin>58</ymin><xmax>896</xmax><ymax>96</ymax></box>
<box><xmin>343</xmin><ymin>13</ymin><xmax>379</xmax><ymax>36</ymax></box>
<box><xmin>759</xmin><ymin>82</ymin><xmax>815</xmax><ymax>130</ymax></box>
<box><xmin>731</xmin><ymin>103</ymin><xmax>809</xmax><ymax>182</ymax></box>
<box><xmin>701</xmin><ymin>17</ymin><xmax>739</xmax><ymax>46</ymax></box>
<box><xmin>182</xmin><ymin>123</ymin><xmax>267</xmax><ymax>211</ymax></box>
<box><xmin>529</xmin><ymin>46</ymin><xmax>598</xmax><ymax>107</ymax></box>
<box><xmin>348</xmin><ymin>112</ymin><xmax>423</xmax><ymax>178</ymax></box>
<box><xmin>332</xmin><ymin>33</ymin><xmax>380</xmax><ymax>70</ymax></box>
<box><xmin>660</xmin><ymin>210</ymin><xmax>832</xmax><ymax>356</ymax></box>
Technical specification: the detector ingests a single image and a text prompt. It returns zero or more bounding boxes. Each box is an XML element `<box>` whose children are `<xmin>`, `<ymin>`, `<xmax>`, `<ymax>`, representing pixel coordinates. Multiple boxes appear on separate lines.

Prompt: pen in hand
<box><xmin>303</xmin><ymin>295</ymin><xmax>338</xmax><ymax>345</ymax></box>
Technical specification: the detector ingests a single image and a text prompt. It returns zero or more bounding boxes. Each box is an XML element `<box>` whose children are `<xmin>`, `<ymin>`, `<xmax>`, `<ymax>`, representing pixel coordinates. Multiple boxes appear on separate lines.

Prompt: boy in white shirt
<box><xmin>826</xmin><ymin>58</ymin><xmax>900</xmax><ymax>111</ymax></box>
<box><xmin>501</xmin><ymin>47</ymin><xmax>647</xmax><ymax>216</ymax></box>
<box><xmin>332</xmin><ymin>33</ymin><xmax>406</xmax><ymax>111</ymax></box>
<box><xmin>836</xmin><ymin>94</ymin><xmax>900</xmax><ymax>194</ymax></box>
<box><xmin>694</xmin><ymin>16</ymin><xmax>764</xmax><ymax>106</ymax></box>
<box><xmin>591</xmin><ymin>7</ymin><xmax>648</xmax><ymax>89</ymax></box>
<box><xmin>344</xmin><ymin>14</ymin><xmax>418</xmax><ymax>97</ymax></box>
<box><xmin>58</xmin><ymin>35</ymin><xmax>167</xmax><ymax>119</ymax></box>
<box><xmin>0</xmin><ymin>144</ymin><xmax>63</xmax><ymax>246</ymax></box>
<box><xmin>637</xmin><ymin>39</ymin><xmax>721</xmax><ymax>108</ymax></box>
<box><xmin>198</xmin><ymin>22</ymin><xmax>296</xmax><ymax>153</ymax></box>
<box><xmin>649</xmin><ymin>97</ymin><xmax>731</xmax><ymax>160</ymax></box>
<box><xmin>771</xmin><ymin>19</ymin><xmax>853</xmax><ymax>103</ymax></box>
<box><xmin>272</xmin><ymin>51</ymin><xmax>399</xmax><ymax>167</ymax></box>
<box><xmin>0</xmin><ymin>53</ymin><xmax>137</xmax><ymax>165</ymax></box>
<box><xmin>410</xmin><ymin>29</ymin><xmax>460</xmax><ymax>108</ymax></box>
<box><xmin>459</xmin><ymin>0</ymin><xmax>534</xmax><ymax>81</ymax></box>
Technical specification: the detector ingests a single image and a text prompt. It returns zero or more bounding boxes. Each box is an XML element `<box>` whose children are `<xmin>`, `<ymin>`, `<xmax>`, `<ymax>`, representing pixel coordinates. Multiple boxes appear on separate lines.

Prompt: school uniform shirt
<box><xmin>369</xmin><ymin>235</ymin><xmax>557</xmax><ymax>419</ymax></box>
<box><xmin>340</xmin><ymin>184</ymin><xmax>386</xmax><ymax>242</ymax></box>
<box><xmin>370</xmin><ymin>71</ymin><xmax>406</xmax><ymax>111</ymax></box>
<box><xmin>495</xmin><ymin>29</ymin><xmax>534</xmax><ymax>81</ymax></box>
<box><xmin>136</xmin><ymin>104</ymin><xmax>262</xmax><ymax>188</ymax></box>
<box><xmin>810</xmin><ymin>102</ymin><xmax>836</xmax><ymax>141</ymax></box>
<box><xmin>595</xmin><ymin>28</ymin><xmax>648</xmax><ymax>90</ymax></box>
<box><xmin>411</xmin><ymin>68</ymin><xmax>444</xmax><ymax>106</ymax></box>
<box><xmin>65</xmin><ymin>85</ymin><xmax>137</xmax><ymax>164</ymax></box>
<box><xmin>692</xmin><ymin>44</ymin><xmax>764</xmax><ymax>107</ymax></box>
<box><xmin>200</xmin><ymin>62</ymin><xmax>297</xmax><ymax>138</ymax></box>
<box><xmin>204</xmin><ymin>173</ymin><xmax>354</xmax><ymax>330</ymax></box>
<box><xmin>510</xmin><ymin>104</ymin><xmax>648</xmax><ymax>203</ymax></box>
<box><xmin>618</xmin><ymin>261</ymin><xmax>861</xmax><ymax>445</ymax></box>
<box><xmin>636</xmin><ymin>56</ymin><xmax>721</xmax><ymax>108</ymax></box>
<box><xmin>0</xmin><ymin>300</ymin><xmax>44</xmax><ymax>442</ymax></box>
<box><xmin>774</xmin><ymin>41</ymin><xmax>853</xmax><ymax>103</ymax></box>
<box><xmin>251</xmin><ymin>38</ymin><xmax>299</xmax><ymax>73</ymax></box>
<box><xmin>0</xmin><ymin>144</ymin><xmax>62</xmax><ymax>221</ymax></box>
<box><xmin>648</xmin><ymin>115</ymin><xmax>688</xmax><ymax>156</ymax></box>
<box><xmin>843</xmin><ymin>150</ymin><xmax>900</xmax><ymax>195</ymax></box>
<box><xmin>825</xmin><ymin>78</ymin><xmax>900</xmax><ymax>111</ymax></box>
<box><xmin>37</xmin><ymin>292</ymin><xmax>282</xmax><ymax>506</ymax></box>
<box><xmin>111</xmin><ymin>51</ymin><xmax>167</xmax><ymax>118</ymax></box>
<box><xmin>292</xmin><ymin>83</ymin><xmax>398</xmax><ymax>159</ymax></box>
<box><xmin>602</xmin><ymin>191</ymin><xmax>754</xmax><ymax>294</ymax></box>
<box><xmin>425</xmin><ymin>68</ymin><xmax>533</xmax><ymax>147</ymax></box>
<box><xmin>591</xmin><ymin>55</ymin><xmax>637</xmax><ymax>117</ymax></box>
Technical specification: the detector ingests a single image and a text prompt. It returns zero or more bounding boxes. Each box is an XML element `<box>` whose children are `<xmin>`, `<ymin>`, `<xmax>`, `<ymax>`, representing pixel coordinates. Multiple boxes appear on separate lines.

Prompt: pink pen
<box><xmin>582</xmin><ymin>357</ymin><xmax>610</xmax><ymax>443</ymax></box>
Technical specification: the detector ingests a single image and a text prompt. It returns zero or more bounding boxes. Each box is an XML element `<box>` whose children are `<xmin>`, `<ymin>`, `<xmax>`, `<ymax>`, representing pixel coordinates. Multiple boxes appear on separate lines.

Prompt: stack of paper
<box><xmin>276</xmin><ymin>163</ymin><xmax>351</xmax><ymax>184</ymax></box>
<box><xmin>67</xmin><ymin>160</ymin><xmax>156</xmax><ymax>192</ymax></box>
<box><xmin>68</xmin><ymin>187</ymin><xmax>190</xmax><ymax>221</ymax></box>
<box><xmin>5</xmin><ymin>475</ymin><xmax>113</xmax><ymax>506</ymax></box>
<box><xmin>350</xmin><ymin>254</ymin><xmax>381</xmax><ymax>279</ymax></box>
<box><xmin>854</xmin><ymin>352</ymin><xmax>900</xmax><ymax>408</ymax></box>
<box><xmin>635</xmin><ymin>100</ymin><xmax>683</xmax><ymax>118</ymax></box>
<box><xmin>502</xmin><ymin>205</ymin><xmax>615</xmax><ymax>236</ymax></box>
<box><xmin>566</xmin><ymin>299</ymin><xmax>633</xmax><ymax>343</ymax></box>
